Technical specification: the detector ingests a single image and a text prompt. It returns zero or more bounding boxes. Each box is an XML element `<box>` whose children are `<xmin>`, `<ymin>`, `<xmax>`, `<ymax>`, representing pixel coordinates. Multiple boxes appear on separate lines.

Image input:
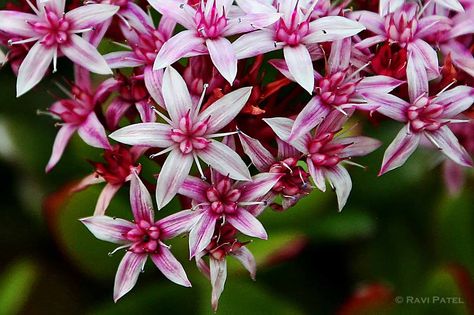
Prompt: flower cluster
<box><xmin>1</xmin><ymin>0</ymin><xmax>473</xmax><ymax>310</ymax></box>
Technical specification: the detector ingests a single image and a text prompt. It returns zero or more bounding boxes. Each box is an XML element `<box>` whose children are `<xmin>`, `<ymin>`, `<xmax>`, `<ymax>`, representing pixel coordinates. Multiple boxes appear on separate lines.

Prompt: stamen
<box><xmin>26</xmin><ymin>0</ymin><xmax>40</xmax><ymax>15</ymax></box>
<box><xmin>238</xmin><ymin>201</ymin><xmax>268</xmax><ymax>206</ymax></box>
<box><xmin>347</xmin><ymin>62</ymin><xmax>371</xmax><ymax>80</ymax></box>
<box><xmin>436</xmin><ymin>80</ymin><xmax>457</xmax><ymax>96</ymax></box>
<box><xmin>333</xmin><ymin>105</ymin><xmax>348</xmax><ymax>116</ymax></box>
<box><xmin>108</xmin><ymin>244</ymin><xmax>131</xmax><ymax>256</ymax></box>
<box><xmin>417</xmin><ymin>0</ymin><xmax>434</xmax><ymax>19</ymax></box>
<box><xmin>195</xmin><ymin>83</ymin><xmax>209</xmax><ymax>117</ymax></box>
<box><xmin>207</xmin><ymin>130</ymin><xmax>240</xmax><ymax>138</ymax></box>
<box><xmin>52</xmin><ymin>49</ymin><xmax>57</xmax><ymax>73</ymax></box>
<box><xmin>151</xmin><ymin>106</ymin><xmax>173</xmax><ymax>125</ymax></box>
<box><xmin>281</xmin><ymin>161</ymin><xmax>293</xmax><ymax>174</ymax></box>
<box><xmin>54</xmin><ymin>81</ymin><xmax>74</xmax><ymax>99</ymax></box>
<box><xmin>8</xmin><ymin>37</ymin><xmax>39</xmax><ymax>46</ymax></box>
<box><xmin>344</xmin><ymin>160</ymin><xmax>367</xmax><ymax>169</ymax></box>
<box><xmin>443</xmin><ymin>119</ymin><xmax>470</xmax><ymax>124</ymax></box>
<box><xmin>111</xmin><ymin>40</ymin><xmax>132</xmax><ymax>50</ymax></box>
<box><xmin>303</xmin><ymin>0</ymin><xmax>318</xmax><ymax>21</ymax></box>
<box><xmin>424</xmin><ymin>131</ymin><xmax>442</xmax><ymax>150</ymax></box>
<box><xmin>36</xmin><ymin>109</ymin><xmax>58</xmax><ymax>119</ymax></box>
<box><xmin>193</xmin><ymin>152</ymin><xmax>207</xmax><ymax>180</ymax></box>
<box><xmin>149</xmin><ymin>146</ymin><xmax>174</xmax><ymax>159</ymax></box>
<box><xmin>117</xmin><ymin>14</ymin><xmax>132</xmax><ymax>30</ymax></box>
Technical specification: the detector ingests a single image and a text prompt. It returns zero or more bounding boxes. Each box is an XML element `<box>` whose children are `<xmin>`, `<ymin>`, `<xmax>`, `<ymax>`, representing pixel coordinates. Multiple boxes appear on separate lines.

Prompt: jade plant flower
<box><xmin>0</xmin><ymin>0</ymin><xmax>118</xmax><ymax>96</ymax></box>
<box><xmin>81</xmin><ymin>172</ymin><xmax>195</xmax><ymax>301</ymax></box>
<box><xmin>109</xmin><ymin>66</ymin><xmax>252</xmax><ymax>209</ymax></box>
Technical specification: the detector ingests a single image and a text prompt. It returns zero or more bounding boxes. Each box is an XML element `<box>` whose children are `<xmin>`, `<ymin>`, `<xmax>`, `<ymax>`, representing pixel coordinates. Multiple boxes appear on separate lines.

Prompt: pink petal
<box><xmin>233</xmin><ymin>30</ymin><xmax>281</xmax><ymax>59</ymax></box>
<box><xmin>379</xmin><ymin>125</ymin><xmax>421</xmax><ymax>175</ymax></box>
<box><xmin>238</xmin><ymin>132</ymin><xmax>275</xmax><ymax>172</ymax></box>
<box><xmin>237</xmin><ymin>172</ymin><xmax>283</xmax><ymax>202</ymax></box>
<box><xmin>36</xmin><ymin>0</ymin><xmax>65</xmax><ymax>16</ymax></box>
<box><xmin>178</xmin><ymin>176</ymin><xmax>210</xmax><ymax>203</ymax></box>
<box><xmin>198</xmin><ymin>140</ymin><xmax>251</xmax><ymax>181</ymax></box>
<box><xmin>67</xmin><ymin>4</ymin><xmax>119</xmax><ymax>30</ymax></box>
<box><xmin>406</xmin><ymin>47</ymin><xmax>429</xmax><ymax>103</ymax></box>
<box><xmin>16</xmin><ymin>42</ymin><xmax>54</xmax><ymax>97</ymax></box>
<box><xmin>224</xmin><ymin>13</ymin><xmax>280</xmax><ymax>36</ymax></box>
<box><xmin>227</xmin><ymin>209</ymin><xmax>267</xmax><ymax>239</ymax></box>
<box><xmin>305</xmin><ymin>16</ymin><xmax>365</xmax><ymax>43</ymax></box>
<box><xmin>289</xmin><ymin>96</ymin><xmax>330</xmax><ymax>142</ymax></box>
<box><xmin>148</xmin><ymin>0</ymin><xmax>196</xmax><ymax>30</ymax></box>
<box><xmin>357</xmin><ymin>75</ymin><xmax>404</xmax><ymax>93</ymax></box>
<box><xmin>231</xmin><ymin>246</ymin><xmax>256</xmax><ymax>280</ymax></box>
<box><xmin>83</xmin><ymin>18</ymin><xmax>111</xmax><ymax>47</ymax></box>
<box><xmin>105</xmin><ymin>51</ymin><xmax>144</xmax><ymax>69</ymax></box>
<box><xmin>443</xmin><ymin>160</ymin><xmax>465</xmax><ymax>196</ymax></box>
<box><xmin>235</xmin><ymin>0</ymin><xmax>276</xmax><ymax>14</ymax></box>
<box><xmin>60</xmin><ymin>34</ymin><xmax>112</xmax><ymax>75</ymax></box>
<box><xmin>283</xmin><ymin>44</ymin><xmax>314</xmax><ymax>93</ymax></box>
<box><xmin>80</xmin><ymin>215</ymin><xmax>134</xmax><ymax>244</ymax></box>
<box><xmin>78</xmin><ymin>113</ymin><xmax>111</xmax><ymax>149</ymax></box>
<box><xmin>156</xmin><ymin>149</ymin><xmax>193</xmax><ymax>209</ymax></box>
<box><xmin>158</xmin><ymin>210</ymin><xmax>201</xmax><ymax>239</ymax></box>
<box><xmin>0</xmin><ymin>11</ymin><xmax>38</xmax><ymax>37</ymax></box>
<box><xmin>417</xmin><ymin>16</ymin><xmax>451</xmax><ymax>39</ymax></box>
<box><xmin>408</xmin><ymin>39</ymin><xmax>439</xmax><ymax>79</ymax></box>
<box><xmin>328</xmin><ymin>38</ymin><xmax>351</xmax><ymax>74</ymax></box>
<box><xmin>206</xmin><ymin>37</ymin><xmax>237</xmax><ymax>85</ymax></box>
<box><xmin>435</xmin><ymin>86</ymin><xmax>474</xmax><ymax>118</ymax></box>
<box><xmin>379</xmin><ymin>0</ymin><xmax>404</xmax><ymax>15</ymax></box>
<box><xmin>269</xmin><ymin>58</ymin><xmax>296</xmax><ymax>81</ymax></box>
<box><xmin>324</xmin><ymin>165</ymin><xmax>352</xmax><ymax>211</ymax></box>
<box><xmin>307</xmin><ymin>159</ymin><xmax>326</xmax><ymax>192</ymax></box>
<box><xmin>153</xmin><ymin>30</ymin><xmax>204</xmax><ymax>70</ymax></box>
<box><xmin>317</xmin><ymin>110</ymin><xmax>351</xmax><ymax>135</ymax></box>
<box><xmin>443</xmin><ymin>41</ymin><xmax>474</xmax><ymax>77</ymax></box>
<box><xmin>198</xmin><ymin>87</ymin><xmax>252</xmax><ymax>133</ymax></box>
<box><xmin>263</xmin><ymin>117</ymin><xmax>309</xmax><ymax>153</ymax></box>
<box><xmin>130</xmin><ymin>172</ymin><xmax>154</xmax><ymax>222</ymax></box>
<box><xmin>434</xmin><ymin>0</ymin><xmax>464</xmax><ymax>12</ymax></box>
<box><xmin>136</xmin><ymin>100</ymin><xmax>156</xmax><ymax>123</ymax></box>
<box><xmin>347</xmin><ymin>11</ymin><xmax>384</xmax><ymax>34</ymax></box>
<box><xmin>210</xmin><ymin>257</ymin><xmax>227</xmax><ymax>312</ymax></box>
<box><xmin>113</xmin><ymin>252</ymin><xmax>147</xmax><ymax>302</ymax></box>
<box><xmin>105</xmin><ymin>98</ymin><xmax>132</xmax><ymax>130</ymax></box>
<box><xmin>144</xmin><ymin>67</ymin><xmax>165</xmax><ymax>108</ymax></box>
<box><xmin>94</xmin><ymin>183</ymin><xmax>121</xmax><ymax>216</ymax></box>
<box><xmin>162</xmin><ymin>66</ymin><xmax>193</xmax><ymax>123</ymax></box>
<box><xmin>363</xmin><ymin>92</ymin><xmax>408</xmax><ymax>122</ymax></box>
<box><xmin>337</xmin><ymin>136</ymin><xmax>382</xmax><ymax>158</ymax></box>
<box><xmin>354</xmin><ymin>35</ymin><xmax>386</xmax><ymax>50</ymax></box>
<box><xmin>157</xmin><ymin>15</ymin><xmax>177</xmax><ymax>40</ymax></box>
<box><xmin>276</xmin><ymin>137</ymin><xmax>299</xmax><ymax>160</ymax></box>
<box><xmin>151</xmin><ymin>246</ymin><xmax>191</xmax><ymax>287</ymax></box>
<box><xmin>45</xmin><ymin>124</ymin><xmax>77</xmax><ymax>172</ymax></box>
<box><xmin>427</xmin><ymin>126</ymin><xmax>473</xmax><ymax>167</ymax></box>
<box><xmin>120</xmin><ymin>2</ymin><xmax>154</xmax><ymax>33</ymax></box>
<box><xmin>189</xmin><ymin>212</ymin><xmax>218</xmax><ymax>258</ymax></box>
<box><xmin>109</xmin><ymin>123</ymin><xmax>173</xmax><ymax>148</ymax></box>
<box><xmin>93</xmin><ymin>78</ymin><xmax>121</xmax><ymax>104</ymax></box>
<box><xmin>74</xmin><ymin>65</ymin><xmax>92</xmax><ymax>93</ymax></box>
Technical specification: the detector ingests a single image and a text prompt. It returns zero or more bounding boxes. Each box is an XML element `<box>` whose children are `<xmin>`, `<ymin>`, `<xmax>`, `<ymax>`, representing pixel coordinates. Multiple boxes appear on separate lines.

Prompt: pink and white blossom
<box><xmin>0</xmin><ymin>0</ymin><xmax>118</xmax><ymax>96</ymax></box>
<box><xmin>109</xmin><ymin>66</ymin><xmax>252</xmax><ymax>209</ymax></box>
<box><xmin>81</xmin><ymin>172</ymin><xmax>194</xmax><ymax>301</ymax></box>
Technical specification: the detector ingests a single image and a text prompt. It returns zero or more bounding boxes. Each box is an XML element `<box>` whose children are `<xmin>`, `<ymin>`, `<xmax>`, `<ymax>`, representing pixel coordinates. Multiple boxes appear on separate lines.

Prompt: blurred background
<box><xmin>1</xmin><ymin>25</ymin><xmax>474</xmax><ymax>315</ymax></box>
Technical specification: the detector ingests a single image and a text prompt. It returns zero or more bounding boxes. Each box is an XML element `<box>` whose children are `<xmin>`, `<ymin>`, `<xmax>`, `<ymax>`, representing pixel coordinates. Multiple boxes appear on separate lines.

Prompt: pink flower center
<box><xmin>205</xmin><ymin>223</ymin><xmax>243</xmax><ymax>260</ymax></box>
<box><xmin>126</xmin><ymin>220</ymin><xmax>161</xmax><ymax>254</ymax></box>
<box><xmin>307</xmin><ymin>132</ymin><xmax>347</xmax><ymax>167</ymax></box>
<box><xmin>195</xmin><ymin>3</ymin><xmax>227</xmax><ymax>39</ymax></box>
<box><xmin>384</xmin><ymin>7</ymin><xmax>418</xmax><ymax>46</ymax></box>
<box><xmin>407</xmin><ymin>96</ymin><xmax>445</xmax><ymax>132</ymax></box>
<box><xmin>170</xmin><ymin>114</ymin><xmax>210</xmax><ymax>154</ymax></box>
<box><xmin>51</xmin><ymin>85</ymin><xmax>94</xmax><ymax>125</ymax></box>
<box><xmin>32</xmin><ymin>8</ymin><xmax>71</xmax><ymax>47</ymax></box>
<box><xmin>206</xmin><ymin>178</ymin><xmax>241</xmax><ymax>215</ymax></box>
<box><xmin>318</xmin><ymin>72</ymin><xmax>356</xmax><ymax>106</ymax></box>
<box><xmin>132</xmin><ymin>28</ymin><xmax>167</xmax><ymax>65</ymax></box>
<box><xmin>275</xmin><ymin>11</ymin><xmax>309</xmax><ymax>46</ymax></box>
<box><xmin>269</xmin><ymin>157</ymin><xmax>310</xmax><ymax>196</ymax></box>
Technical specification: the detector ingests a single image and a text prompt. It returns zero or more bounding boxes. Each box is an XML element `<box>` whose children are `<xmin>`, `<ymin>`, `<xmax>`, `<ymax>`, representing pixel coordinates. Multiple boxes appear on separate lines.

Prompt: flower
<box><xmin>194</xmin><ymin>223</ymin><xmax>257</xmax><ymax>312</ymax></box>
<box><xmin>103</xmin><ymin>5</ymin><xmax>176</xmax><ymax>107</ymax></box>
<box><xmin>238</xmin><ymin>132</ymin><xmax>312</xmax><ymax>211</ymax></box>
<box><xmin>270</xmin><ymin>37</ymin><xmax>404</xmax><ymax>141</ymax></box>
<box><xmin>364</xmin><ymin>56</ymin><xmax>474</xmax><ymax>175</ymax></box>
<box><xmin>233</xmin><ymin>0</ymin><xmax>365</xmax><ymax>93</ymax></box>
<box><xmin>349</xmin><ymin>2</ymin><xmax>445</xmax><ymax>79</ymax></box>
<box><xmin>109</xmin><ymin>66</ymin><xmax>252</xmax><ymax>209</ymax></box>
<box><xmin>45</xmin><ymin>66</ymin><xmax>116</xmax><ymax>172</ymax></box>
<box><xmin>149</xmin><ymin>0</ymin><xmax>280</xmax><ymax>84</ymax></box>
<box><xmin>81</xmin><ymin>172</ymin><xmax>194</xmax><ymax>302</ymax></box>
<box><xmin>0</xmin><ymin>0</ymin><xmax>118</xmax><ymax>96</ymax></box>
<box><xmin>177</xmin><ymin>169</ymin><xmax>282</xmax><ymax>258</ymax></box>
<box><xmin>264</xmin><ymin>110</ymin><xmax>381</xmax><ymax>210</ymax></box>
